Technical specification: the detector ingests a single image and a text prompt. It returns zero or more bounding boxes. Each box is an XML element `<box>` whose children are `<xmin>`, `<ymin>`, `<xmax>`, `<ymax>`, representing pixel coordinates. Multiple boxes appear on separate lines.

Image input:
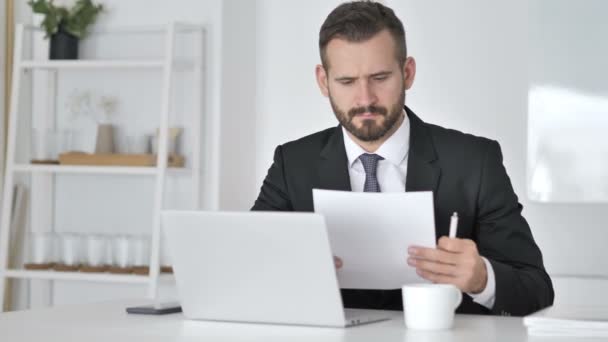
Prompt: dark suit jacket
<box><xmin>252</xmin><ymin>107</ymin><xmax>554</xmax><ymax>316</ymax></box>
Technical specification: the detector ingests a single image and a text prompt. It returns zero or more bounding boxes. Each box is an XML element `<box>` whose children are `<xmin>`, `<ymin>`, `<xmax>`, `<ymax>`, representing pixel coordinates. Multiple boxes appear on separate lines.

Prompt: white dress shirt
<box><xmin>341</xmin><ymin>112</ymin><xmax>496</xmax><ymax>309</ymax></box>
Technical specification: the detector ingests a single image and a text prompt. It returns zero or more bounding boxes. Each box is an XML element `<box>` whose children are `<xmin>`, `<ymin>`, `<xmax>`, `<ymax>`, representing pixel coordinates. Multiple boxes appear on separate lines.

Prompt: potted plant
<box><xmin>28</xmin><ymin>0</ymin><xmax>104</xmax><ymax>60</ymax></box>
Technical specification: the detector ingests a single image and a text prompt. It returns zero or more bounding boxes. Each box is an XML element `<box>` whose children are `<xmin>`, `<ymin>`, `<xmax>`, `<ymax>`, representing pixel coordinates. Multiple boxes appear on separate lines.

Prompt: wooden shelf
<box><xmin>12</xmin><ymin>164</ymin><xmax>194</xmax><ymax>176</ymax></box>
<box><xmin>19</xmin><ymin>60</ymin><xmax>197</xmax><ymax>70</ymax></box>
<box><xmin>13</xmin><ymin>164</ymin><xmax>160</xmax><ymax>175</ymax></box>
<box><xmin>21</xmin><ymin>60</ymin><xmax>163</xmax><ymax>69</ymax></box>
<box><xmin>58</xmin><ymin>153</ymin><xmax>185</xmax><ymax>168</ymax></box>
<box><xmin>23</xmin><ymin>22</ymin><xmax>203</xmax><ymax>34</ymax></box>
<box><xmin>2</xmin><ymin>269</ymin><xmax>175</xmax><ymax>284</ymax></box>
<box><xmin>3</xmin><ymin>269</ymin><xmax>151</xmax><ymax>284</ymax></box>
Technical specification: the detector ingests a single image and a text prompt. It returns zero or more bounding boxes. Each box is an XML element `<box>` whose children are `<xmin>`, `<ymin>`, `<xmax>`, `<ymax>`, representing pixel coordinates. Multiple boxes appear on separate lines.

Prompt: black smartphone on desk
<box><xmin>126</xmin><ymin>302</ymin><xmax>182</xmax><ymax>315</ymax></box>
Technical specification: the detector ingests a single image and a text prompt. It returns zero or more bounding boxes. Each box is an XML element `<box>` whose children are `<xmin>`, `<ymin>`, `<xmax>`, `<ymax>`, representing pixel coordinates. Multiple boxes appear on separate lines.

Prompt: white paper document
<box><xmin>524</xmin><ymin>305</ymin><xmax>608</xmax><ymax>337</ymax></box>
<box><xmin>313</xmin><ymin>189</ymin><xmax>436</xmax><ymax>289</ymax></box>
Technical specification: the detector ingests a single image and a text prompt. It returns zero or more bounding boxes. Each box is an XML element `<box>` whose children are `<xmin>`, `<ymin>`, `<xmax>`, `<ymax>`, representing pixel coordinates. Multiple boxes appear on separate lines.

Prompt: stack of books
<box><xmin>524</xmin><ymin>305</ymin><xmax>608</xmax><ymax>338</ymax></box>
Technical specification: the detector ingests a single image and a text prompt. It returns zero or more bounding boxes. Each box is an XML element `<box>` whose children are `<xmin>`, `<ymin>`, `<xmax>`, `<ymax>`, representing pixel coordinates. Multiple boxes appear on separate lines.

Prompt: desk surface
<box><xmin>0</xmin><ymin>300</ymin><xmax>601</xmax><ymax>342</ymax></box>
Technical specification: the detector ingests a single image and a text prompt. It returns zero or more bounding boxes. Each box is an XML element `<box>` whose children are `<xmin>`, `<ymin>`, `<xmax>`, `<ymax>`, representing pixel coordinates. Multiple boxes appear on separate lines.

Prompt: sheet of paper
<box><xmin>313</xmin><ymin>189</ymin><xmax>436</xmax><ymax>289</ymax></box>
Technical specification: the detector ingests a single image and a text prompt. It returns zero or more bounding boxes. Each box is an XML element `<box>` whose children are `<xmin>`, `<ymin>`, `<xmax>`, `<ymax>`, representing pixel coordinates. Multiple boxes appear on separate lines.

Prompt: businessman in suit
<box><xmin>252</xmin><ymin>1</ymin><xmax>554</xmax><ymax>316</ymax></box>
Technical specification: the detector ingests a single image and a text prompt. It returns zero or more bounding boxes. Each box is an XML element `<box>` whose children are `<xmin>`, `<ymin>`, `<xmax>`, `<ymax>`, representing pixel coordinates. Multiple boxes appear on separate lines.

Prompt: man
<box><xmin>252</xmin><ymin>1</ymin><xmax>554</xmax><ymax>316</ymax></box>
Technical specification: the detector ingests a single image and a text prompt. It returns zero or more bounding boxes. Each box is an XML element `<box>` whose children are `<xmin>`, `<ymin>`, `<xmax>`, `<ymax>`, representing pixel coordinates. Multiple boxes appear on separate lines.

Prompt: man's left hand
<box><xmin>407</xmin><ymin>237</ymin><xmax>488</xmax><ymax>294</ymax></box>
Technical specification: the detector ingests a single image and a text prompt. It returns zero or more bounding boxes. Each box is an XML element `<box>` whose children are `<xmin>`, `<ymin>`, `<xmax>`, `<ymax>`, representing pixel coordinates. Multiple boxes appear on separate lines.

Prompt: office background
<box><xmin>253</xmin><ymin>0</ymin><xmax>608</xmax><ymax>282</ymax></box>
<box><xmin>528</xmin><ymin>0</ymin><xmax>608</xmax><ymax>202</ymax></box>
<box><xmin>1</xmin><ymin>0</ymin><xmax>606</xmax><ymax>310</ymax></box>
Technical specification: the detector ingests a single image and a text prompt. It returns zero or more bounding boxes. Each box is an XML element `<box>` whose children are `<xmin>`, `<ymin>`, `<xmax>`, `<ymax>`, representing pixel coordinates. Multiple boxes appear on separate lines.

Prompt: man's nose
<box><xmin>356</xmin><ymin>80</ymin><xmax>378</xmax><ymax>107</ymax></box>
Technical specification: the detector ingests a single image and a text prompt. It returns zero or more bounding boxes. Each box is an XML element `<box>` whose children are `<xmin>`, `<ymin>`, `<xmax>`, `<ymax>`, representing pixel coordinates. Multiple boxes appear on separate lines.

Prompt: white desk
<box><xmin>0</xmin><ymin>300</ymin><xmax>600</xmax><ymax>341</ymax></box>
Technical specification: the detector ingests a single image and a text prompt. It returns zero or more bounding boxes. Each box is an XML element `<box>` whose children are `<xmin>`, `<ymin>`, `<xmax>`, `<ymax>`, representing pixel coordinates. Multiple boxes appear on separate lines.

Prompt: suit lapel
<box><xmin>316</xmin><ymin>126</ymin><xmax>352</xmax><ymax>192</ymax></box>
<box><xmin>405</xmin><ymin>107</ymin><xmax>441</xmax><ymax>194</ymax></box>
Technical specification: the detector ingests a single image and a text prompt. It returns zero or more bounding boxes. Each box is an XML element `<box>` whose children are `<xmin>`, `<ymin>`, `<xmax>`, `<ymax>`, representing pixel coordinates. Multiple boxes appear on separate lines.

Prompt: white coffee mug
<box><xmin>402</xmin><ymin>283</ymin><xmax>462</xmax><ymax>330</ymax></box>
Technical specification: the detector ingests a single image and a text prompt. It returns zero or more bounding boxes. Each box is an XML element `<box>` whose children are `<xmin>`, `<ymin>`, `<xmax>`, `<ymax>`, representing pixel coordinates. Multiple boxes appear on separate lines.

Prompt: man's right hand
<box><xmin>334</xmin><ymin>256</ymin><xmax>343</xmax><ymax>269</ymax></box>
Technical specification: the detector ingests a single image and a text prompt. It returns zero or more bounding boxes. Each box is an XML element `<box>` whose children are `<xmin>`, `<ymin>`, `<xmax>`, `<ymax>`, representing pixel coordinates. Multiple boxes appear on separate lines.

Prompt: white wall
<box><xmin>218</xmin><ymin>0</ymin><xmax>258</xmax><ymax>210</ymax></box>
<box><xmin>527</xmin><ymin>0</ymin><xmax>608</xmax><ymax>204</ymax></box>
<box><xmin>254</xmin><ymin>0</ymin><xmax>343</xmax><ymax>189</ymax></box>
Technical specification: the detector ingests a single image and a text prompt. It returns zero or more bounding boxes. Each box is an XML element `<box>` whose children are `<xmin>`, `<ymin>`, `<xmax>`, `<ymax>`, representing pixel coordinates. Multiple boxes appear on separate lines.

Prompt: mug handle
<box><xmin>453</xmin><ymin>288</ymin><xmax>463</xmax><ymax>309</ymax></box>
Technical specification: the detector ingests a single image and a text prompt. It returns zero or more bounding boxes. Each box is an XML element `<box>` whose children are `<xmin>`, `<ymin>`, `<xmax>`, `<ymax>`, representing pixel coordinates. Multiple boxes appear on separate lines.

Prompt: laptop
<box><xmin>161</xmin><ymin>211</ymin><xmax>390</xmax><ymax>327</ymax></box>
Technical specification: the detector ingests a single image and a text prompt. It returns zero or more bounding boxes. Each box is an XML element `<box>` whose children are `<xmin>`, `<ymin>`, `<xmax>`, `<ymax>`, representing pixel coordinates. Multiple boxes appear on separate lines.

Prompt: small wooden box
<box><xmin>58</xmin><ymin>152</ymin><xmax>185</xmax><ymax>167</ymax></box>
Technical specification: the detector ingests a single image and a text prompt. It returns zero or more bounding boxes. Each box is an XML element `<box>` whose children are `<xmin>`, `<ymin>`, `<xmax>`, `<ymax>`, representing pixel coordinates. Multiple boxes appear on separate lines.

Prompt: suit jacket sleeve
<box><xmin>476</xmin><ymin>140</ymin><xmax>554</xmax><ymax>316</ymax></box>
<box><xmin>251</xmin><ymin>145</ymin><xmax>293</xmax><ymax>211</ymax></box>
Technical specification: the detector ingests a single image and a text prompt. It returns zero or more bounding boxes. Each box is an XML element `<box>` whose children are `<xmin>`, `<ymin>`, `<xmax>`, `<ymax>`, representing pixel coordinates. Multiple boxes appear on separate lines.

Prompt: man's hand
<box><xmin>334</xmin><ymin>256</ymin><xmax>343</xmax><ymax>269</ymax></box>
<box><xmin>407</xmin><ymin>237</ymin><xmax>487</xmax><ymax>294</ymax></box>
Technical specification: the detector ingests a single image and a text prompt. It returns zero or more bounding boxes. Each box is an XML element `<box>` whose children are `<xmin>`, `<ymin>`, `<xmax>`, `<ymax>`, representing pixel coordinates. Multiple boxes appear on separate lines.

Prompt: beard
<box><xmin>329</xmin><ymin>89</ymin><xmax>405</xmax><ymax>142</ymax></box>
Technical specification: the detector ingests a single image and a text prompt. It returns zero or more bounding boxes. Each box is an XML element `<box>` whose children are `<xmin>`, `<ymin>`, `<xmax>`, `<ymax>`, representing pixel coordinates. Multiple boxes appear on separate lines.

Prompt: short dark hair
<box><xmin>319</xmin><ymin>1</ymin><xmax>407</xmax><ymax>70</ymax></box>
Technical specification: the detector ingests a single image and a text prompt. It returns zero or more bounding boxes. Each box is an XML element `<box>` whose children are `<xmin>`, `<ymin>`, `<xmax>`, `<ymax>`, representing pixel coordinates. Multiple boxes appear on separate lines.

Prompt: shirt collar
<box><xmin>342</xmin><ymin>110</ymin><xmax>410</xmax><ymax>168</ymax></box>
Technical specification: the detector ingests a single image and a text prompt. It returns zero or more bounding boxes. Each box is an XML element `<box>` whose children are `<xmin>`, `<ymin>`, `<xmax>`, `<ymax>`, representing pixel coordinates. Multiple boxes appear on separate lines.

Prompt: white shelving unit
<box><xmin>0</xmin><ymin>23</ymin><xmax>208</xmax><ymax>309</ymax></box>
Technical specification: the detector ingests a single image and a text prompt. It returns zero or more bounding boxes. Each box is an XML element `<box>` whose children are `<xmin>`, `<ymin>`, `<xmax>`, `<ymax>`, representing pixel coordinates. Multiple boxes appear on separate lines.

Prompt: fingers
<box><xmin>407</xmin><ymin>257</ymin><xmax>458</xmax><ymax>277</ymax></box>
<box><xmin>408</xmin><ymin>246</ymin><xmax>458</xmax><ymax>265</ymax></box>
<box><xmin>334</xmin><ymin>256</ymin><xmax>343</xmax><ymax>269</ymax></box>
<box><xmin>437</xmin><ymin>236</ymin><xmax>476</xmax><ymax>253</ymax></box>
<box><xmin>415</xmin><ymin>269</ymin><xmax>457</xmax><ymax>286</ymax></box>
<box><xmin>408</xmin><ymin>239</ymin><xmax>487</xmax><ymax>293</ymax></box>
<box><xmin>414</xmin><ymin>263</ymin><xmax>481</xmax><ymax>292</ymax></box>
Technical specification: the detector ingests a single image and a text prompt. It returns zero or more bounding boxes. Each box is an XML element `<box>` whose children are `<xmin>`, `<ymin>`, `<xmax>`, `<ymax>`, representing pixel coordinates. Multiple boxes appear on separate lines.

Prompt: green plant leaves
<box><xmin>41</xmin><ymin>11</ymin><xmax>60</xmax><ymax>37</ymax></box>
<box><xmin>28</xmin><ymin>0</ymin><xmax>50</xmax><ymax>14</ymax></box>
<box><xmin>64</xmin><ymin>0</ymin><xmax>104</xmax><ymax>38</ymax></box>
<box><xmin>28</xmin><ymin>0</ymin><xmax>103</xmax><ymax>39</ymax></box>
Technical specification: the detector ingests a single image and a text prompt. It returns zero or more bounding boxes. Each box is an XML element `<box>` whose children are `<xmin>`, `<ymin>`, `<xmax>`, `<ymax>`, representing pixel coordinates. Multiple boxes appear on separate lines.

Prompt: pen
<box><xmin>449</xmin><ymin>212</ymin><xmax>458</xmax><ymax>238</ymax></box>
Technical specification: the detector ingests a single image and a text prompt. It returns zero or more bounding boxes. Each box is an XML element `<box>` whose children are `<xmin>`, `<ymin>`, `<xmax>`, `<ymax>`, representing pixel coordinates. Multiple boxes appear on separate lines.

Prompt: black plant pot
<box><xmin>49</xmin><ymin>28</ymin><xmax>79</xmax><ymax>60</ymax></box>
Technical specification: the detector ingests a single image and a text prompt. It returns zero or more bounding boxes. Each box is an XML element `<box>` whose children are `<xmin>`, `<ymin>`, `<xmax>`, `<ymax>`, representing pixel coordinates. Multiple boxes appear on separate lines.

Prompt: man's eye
<box><xmin>373</xmin><ymin>75</ymin><xmax>388</xmax><ymax>81</ymax></box>
<box><xmin>339</xmin><ymin>79</ymin><xmax>354</xmax><ymax>85</ymax></box>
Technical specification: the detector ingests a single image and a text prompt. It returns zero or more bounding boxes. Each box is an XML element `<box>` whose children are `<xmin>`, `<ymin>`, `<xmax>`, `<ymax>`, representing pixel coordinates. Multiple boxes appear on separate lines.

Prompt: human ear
<box><xmin>315</xmin><ymin>64</ymin><xmax>330</xmax><ymax>97</ymax></box>
<box><xmin>403</xmin><ymin>57</ymin><xmax>416</xmax><ymax>90</ymax></box>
